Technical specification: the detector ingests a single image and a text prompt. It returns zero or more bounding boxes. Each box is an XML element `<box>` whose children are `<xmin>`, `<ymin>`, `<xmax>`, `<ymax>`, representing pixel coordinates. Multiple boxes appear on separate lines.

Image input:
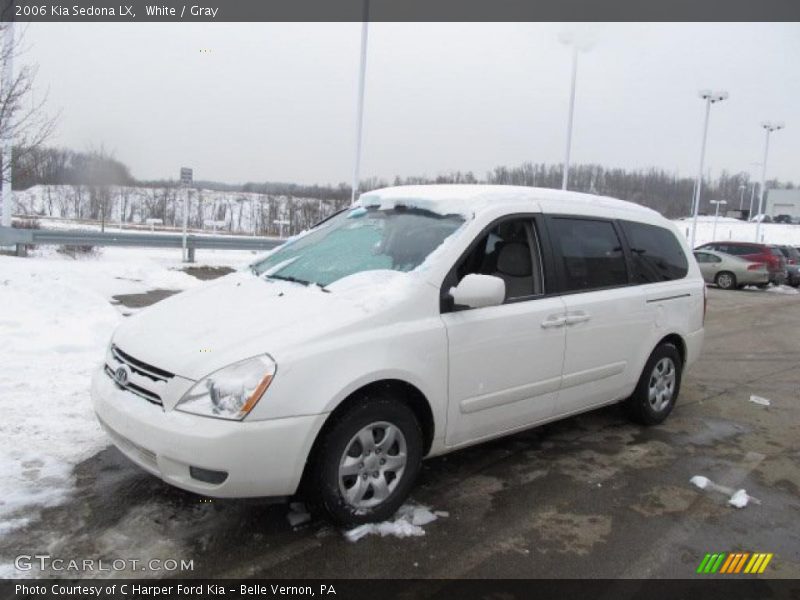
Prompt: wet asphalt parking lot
<box><xmin>2</xmin><ymin>283</ymin><xmax>798</xmax><ymax>579</ymax></box>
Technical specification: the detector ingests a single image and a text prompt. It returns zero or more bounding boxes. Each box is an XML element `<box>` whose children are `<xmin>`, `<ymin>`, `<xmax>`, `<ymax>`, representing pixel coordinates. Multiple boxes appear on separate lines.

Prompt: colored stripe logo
<box><xmin>697</xmin><ymin>552</ymin><xmax>773</xmax><ymax>574</ymax></box>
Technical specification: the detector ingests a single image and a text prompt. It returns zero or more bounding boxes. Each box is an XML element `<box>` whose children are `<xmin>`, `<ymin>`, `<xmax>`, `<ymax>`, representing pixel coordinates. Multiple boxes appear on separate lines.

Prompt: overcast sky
<box><xmin>23</xmin><ymin>22</ymin><xmax>800</xmax><ymax>186</ymax></box>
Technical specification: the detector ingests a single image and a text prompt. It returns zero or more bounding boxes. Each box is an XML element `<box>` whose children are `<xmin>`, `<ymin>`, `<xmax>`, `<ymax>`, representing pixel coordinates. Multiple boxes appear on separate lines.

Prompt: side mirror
<box><xmin>449</xmin><ymin>274</ymin><xmax>505</xmax><ymax>309</ymax></box>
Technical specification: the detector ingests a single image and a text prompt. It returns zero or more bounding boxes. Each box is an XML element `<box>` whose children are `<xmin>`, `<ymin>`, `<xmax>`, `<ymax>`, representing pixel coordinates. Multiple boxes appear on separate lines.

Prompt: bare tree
<box><xmin>0</xmin><ymin>24</ymin><xmax>58</xmax><ymax>186</ymax></box>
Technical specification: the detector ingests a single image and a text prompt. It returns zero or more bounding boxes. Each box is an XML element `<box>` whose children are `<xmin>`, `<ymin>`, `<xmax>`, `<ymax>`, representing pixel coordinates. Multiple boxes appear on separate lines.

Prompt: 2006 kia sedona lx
<box><xmin>92</xmin><ymin>185</ymin><xmax>705</xmax><ymax>525</ymax></box>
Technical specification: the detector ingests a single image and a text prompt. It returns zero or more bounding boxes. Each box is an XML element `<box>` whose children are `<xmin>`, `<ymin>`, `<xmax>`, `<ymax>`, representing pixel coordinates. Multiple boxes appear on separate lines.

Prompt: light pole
<box><xmin>755</xmin><ymin>122</ymin><xmax>785</xmax><ymax>242</ymax></box>
<box><xmin>350</xmin><ymin>0</ymin><xmax>369</xmax><ymax>205</ymax></box>
<box><xmin>710</xmin><ymin>199</ymin><xmax>727</xmax><ymax>242</ymax></box>
<box><xmin>558</xmin><ymin>32</ymin><xmax>592</xmax><ymax>191</ymax></box>
<box><xmin>748</xmin><ymin>182</ymin><xmax>757</xmax><ymax>219</ymax></box>
<box><xmin>689</xmin><ymin>90</ymin><xmax>728</xmax><ymax>249</ymax></box>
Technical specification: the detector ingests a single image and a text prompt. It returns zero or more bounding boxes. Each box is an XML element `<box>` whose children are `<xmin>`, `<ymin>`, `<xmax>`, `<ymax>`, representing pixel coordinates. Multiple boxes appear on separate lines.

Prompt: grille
<box><xmin>105</xmin><ymin>344</ymin><xmax>174</xmax><ymax>406</ymax></box>
<box><xmin>111</xmin><ymin>345</ymin><xmax>174</xmax><ymax>381</ymax></box>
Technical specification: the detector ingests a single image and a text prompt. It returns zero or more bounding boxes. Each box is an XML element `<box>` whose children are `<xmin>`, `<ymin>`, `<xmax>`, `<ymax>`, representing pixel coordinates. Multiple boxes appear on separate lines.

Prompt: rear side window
<box><xmin>694</xmin><ymin>252</ymin><xmax>720</xmax><ymax>264</ymax></box>
<box><xmin>730</xmin><ymin>245</ymin><xmax>754</xmax><ymax>256</ymax></box>
<box><xmin>549</xmin><ymin>218</ymin><xmax>627</xmax><ymax>292</ymax></box>
<box><xmin>620</xmin><ymin>221</ymin><xmax>688</xmax><ymax>283</ymax></box>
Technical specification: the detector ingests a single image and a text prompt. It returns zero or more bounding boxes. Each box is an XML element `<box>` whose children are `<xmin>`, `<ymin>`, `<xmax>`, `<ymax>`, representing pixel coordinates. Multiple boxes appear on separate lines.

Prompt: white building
<box><xmin>766</xmin><ymin>189</ymin><xmax>800</xmax><ymax>219</ymax></box>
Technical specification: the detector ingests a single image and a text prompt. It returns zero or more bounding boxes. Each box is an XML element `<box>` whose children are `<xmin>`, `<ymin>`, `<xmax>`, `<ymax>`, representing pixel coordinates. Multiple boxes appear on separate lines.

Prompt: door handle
<box><xmin>565</xmin><ymin>312</ymin><xmax>591</xmax><ymax>325</ymax></box>
<box><xmin>541</xmin><ymin>315</ymin><xmax>567</xmax><ymax>329</ymax></box>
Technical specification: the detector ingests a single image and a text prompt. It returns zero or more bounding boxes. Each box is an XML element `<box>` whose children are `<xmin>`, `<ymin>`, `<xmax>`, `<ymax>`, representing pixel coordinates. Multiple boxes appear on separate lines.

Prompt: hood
<box><xmin>111</xmin><ymin>270</ymin><xmax>426</xmax><ymax>380</ymax></box>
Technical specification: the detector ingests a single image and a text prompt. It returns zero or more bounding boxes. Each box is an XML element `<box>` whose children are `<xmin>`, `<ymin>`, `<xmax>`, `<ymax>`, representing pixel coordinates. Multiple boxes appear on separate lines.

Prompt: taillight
<box><xmin>747</xmin><ymin>263</ymin><xmax>765</xmax><ymax>271</ymax></box>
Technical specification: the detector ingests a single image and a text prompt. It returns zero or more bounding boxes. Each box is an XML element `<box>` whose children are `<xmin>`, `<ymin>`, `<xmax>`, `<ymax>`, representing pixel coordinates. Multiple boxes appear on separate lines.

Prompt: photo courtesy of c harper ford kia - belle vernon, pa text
<box><xmin>0</xmin><ymin>0</ymin><xmax>798</xmax><ymax>598</ymax></box>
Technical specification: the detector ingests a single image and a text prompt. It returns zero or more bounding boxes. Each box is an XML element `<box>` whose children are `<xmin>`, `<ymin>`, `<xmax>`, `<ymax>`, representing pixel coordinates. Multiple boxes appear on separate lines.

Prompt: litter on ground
<box><xmin>690</xmin><ymin>475</ymin><xmax>761</xmax><ymax>507</ymax></box>
<box><xmin>343</xmin><ymin>504</ymin><xmax>446</xmax><ymax>542</ymax></box>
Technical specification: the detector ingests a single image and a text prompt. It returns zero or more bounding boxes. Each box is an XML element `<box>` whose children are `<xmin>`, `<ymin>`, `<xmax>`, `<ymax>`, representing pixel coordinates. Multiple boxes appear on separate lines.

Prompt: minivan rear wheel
<box><xmin>625</xmin><ymin>343</ymin><xmax>683</xmax><ymax>426</ymax></box>
<box><xmin>305</xmin><ymin>394</ymin><xmax>423</xmax><ymax>526</ymax></box>
<box><xmin>715</xmin><ymin>271</ymin><xmax>736</xmax><ymax>290</ymax></box>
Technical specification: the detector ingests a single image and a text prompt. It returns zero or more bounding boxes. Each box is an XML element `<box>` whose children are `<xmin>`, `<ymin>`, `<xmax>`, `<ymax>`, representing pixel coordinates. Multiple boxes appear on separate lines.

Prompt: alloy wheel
<box><xmin>647</xmin><ymin>357</ymin><xmax>676</xmax><ymax>412</ymax></box>
<box><xmin>338</xmin><ymin>421</ymin><xmax>407</xmax><ymax>509</ymax></box>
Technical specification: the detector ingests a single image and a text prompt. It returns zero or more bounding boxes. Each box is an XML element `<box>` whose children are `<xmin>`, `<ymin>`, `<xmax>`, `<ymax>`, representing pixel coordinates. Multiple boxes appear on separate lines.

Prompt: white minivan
<box><xmin>92</xmin><ymin>185</ymin><xmax>705</xmax><ymax>525</ymax></box>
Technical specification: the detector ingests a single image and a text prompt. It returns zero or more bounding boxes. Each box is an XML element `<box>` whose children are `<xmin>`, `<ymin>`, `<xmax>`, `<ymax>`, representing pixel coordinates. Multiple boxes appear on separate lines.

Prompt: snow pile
<box><xmin>766</xmin><ymin>285</ymin><xmax>799</xmax><ymax>295</ymax></box>
<box><xmin>0</xmin><ymin>249</ymin><xmax>248</xmax><ymax>534</ymax></box>
<box><xmin>689</xmin><ymin>475</ymin><xmax>710</xmax><ymax>489</ymax></box>
<box><xmin>749</xmin><ymin>395</ymin><xmax>771</xmax><ymax>407</ymax></box>
<box><xmin>344</xmin><ymin>504</ymin><xmax>448</xmax><ymax>542</ymax></box>
<box><xmin>0</xmin><ymin>259</ymin><xmax>121</xmax><ymax>527</ymax></box>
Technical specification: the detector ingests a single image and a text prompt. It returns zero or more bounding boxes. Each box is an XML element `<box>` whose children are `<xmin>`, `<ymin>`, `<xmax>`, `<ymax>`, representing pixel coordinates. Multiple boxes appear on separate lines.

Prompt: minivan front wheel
<box><xmin>306</xmin><ymin>394</ymin><xmax>423</xmax><ymax>526</ymax></box>
<box><xmin>625</xmin><ymin>343</ymin><xmax>683</xmax><ymax>425</ymax></box>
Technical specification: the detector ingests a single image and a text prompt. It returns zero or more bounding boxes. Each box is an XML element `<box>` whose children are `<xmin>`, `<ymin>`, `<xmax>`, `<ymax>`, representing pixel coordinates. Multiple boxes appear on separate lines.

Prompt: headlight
<box><xmin>176</xmin><ymin>355</ymin><xmax>276</xmax><ymax>420</ymax></box>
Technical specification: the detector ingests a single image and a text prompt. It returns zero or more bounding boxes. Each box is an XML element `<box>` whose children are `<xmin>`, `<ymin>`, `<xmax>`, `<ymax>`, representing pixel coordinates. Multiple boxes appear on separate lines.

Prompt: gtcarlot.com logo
<box><xmin>697</xmin><ymin>552</ymin><xmax>773</xmax><ymax>574</ymax></box>
<box><xmin>14</xmin><ymin>554</ymin><xmax>194</xmax><ymax>573</ymax></box>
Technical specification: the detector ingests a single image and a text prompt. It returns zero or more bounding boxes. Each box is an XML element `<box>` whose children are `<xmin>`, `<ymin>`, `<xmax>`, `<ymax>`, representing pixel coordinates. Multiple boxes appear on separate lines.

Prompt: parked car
<box><xmin>695</xmin><ymin>241</ymin><xmax>786</xmax><ymax>286</ymax></box>
<box><xmin>693</xmin><ymin>249</ymin><xmax>769</xmax><ymax>289</ymax></box>
<box><xmin>776</xmin><ymin>245</ymin><xmax>800</xmax><ymax>287</ymax></box>
<box><xmin>774</xmin><ymin>214</ymin><xmax>794</xmax><ymax>224</ymax></box>
<box><xmin>92</xmin><ymin>185</ymin><xmax>705</xmax><ymax>525</ymax></box>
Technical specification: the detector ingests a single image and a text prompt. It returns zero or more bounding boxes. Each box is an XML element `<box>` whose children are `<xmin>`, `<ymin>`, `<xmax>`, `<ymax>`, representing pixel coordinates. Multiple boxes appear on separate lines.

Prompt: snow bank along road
<box><xmin>1</xmin><ymin>250</ymin><xmax>799</xmax><ymax>578</ymax></box>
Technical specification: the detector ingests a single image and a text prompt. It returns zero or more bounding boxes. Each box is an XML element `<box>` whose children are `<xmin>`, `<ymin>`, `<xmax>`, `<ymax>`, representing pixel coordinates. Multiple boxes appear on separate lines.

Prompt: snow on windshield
<box><xmin>250</xmin><ymin>207</ymin><xmax>464</xmax><ymax>287</ymax></box>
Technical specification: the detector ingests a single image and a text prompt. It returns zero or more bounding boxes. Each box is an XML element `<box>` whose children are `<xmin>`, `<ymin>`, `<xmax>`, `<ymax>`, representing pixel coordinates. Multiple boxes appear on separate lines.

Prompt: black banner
<box><xmin>3</xmin><ymin>579</ymin><xmax>800</xmax><ymax>600</ymax></box>
<box><xmin>3</xmin><ymin>0</ymin><xmax>800</xmax><ymax>23</ymax></box>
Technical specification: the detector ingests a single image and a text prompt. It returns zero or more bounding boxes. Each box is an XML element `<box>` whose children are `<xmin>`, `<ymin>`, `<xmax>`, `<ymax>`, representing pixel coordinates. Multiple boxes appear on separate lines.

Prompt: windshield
<box><xmin>250</xmin><ymin>206</ymin><xmax>465</xmax><ymax>287</ymax></box>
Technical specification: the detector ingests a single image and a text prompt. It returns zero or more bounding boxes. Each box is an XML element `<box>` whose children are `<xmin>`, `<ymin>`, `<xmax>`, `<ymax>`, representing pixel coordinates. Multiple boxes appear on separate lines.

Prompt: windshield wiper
<box><xmin>267</xmin><ymin>274</ymin><xmax>330</xmax><ymax>292</ymax></box>
<box><xmin>267</xmin><ymin>273</ymin><xmax>312</xmax><ymax>286</ymax></box>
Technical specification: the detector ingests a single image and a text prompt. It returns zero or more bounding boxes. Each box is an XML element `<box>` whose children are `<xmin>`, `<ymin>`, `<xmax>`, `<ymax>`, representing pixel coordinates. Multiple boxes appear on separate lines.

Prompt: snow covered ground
<box><xmin>672</xmin><ymin>216</ymin><xmax>800</xmax><ymax>247</ymax></box>
<box><xmin>0</xmin><ymin>246</ymin><xmax>259</xmax><ymax>535</ymax></box>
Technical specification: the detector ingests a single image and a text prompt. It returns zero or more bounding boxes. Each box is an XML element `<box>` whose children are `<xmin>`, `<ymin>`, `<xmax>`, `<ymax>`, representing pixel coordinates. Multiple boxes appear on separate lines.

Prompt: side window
<box><xmin>620</xmin><ymin>221</ymin><xmax>689</xmax><ymax>283</ymax></box>
<box><xmin>549</xmin><ymin>218</ymin><xmax>627</xmax><ymax>292</ymax></box>
<box><xmin>454</xmin><ymin>218</ymin><xmax>543</xmax><ymax>301</ymax></box>
<box><xmin>694</xmin><ymin>252</ymin><xmax>720</xmax><ymax>264</ymax></box>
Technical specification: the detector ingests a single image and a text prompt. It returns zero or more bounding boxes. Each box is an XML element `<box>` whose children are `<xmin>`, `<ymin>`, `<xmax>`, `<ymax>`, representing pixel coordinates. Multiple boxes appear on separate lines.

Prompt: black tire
<box><xmin>304</xmin><ymin>394</ymin><xmax>423</xmax><ymax>526</ymax></box>
<box><xmin>715</xmin><ymin>271</ymin><xmax>736</xmax><ymax>290</ymax></box>
<box><xmin>625</xmin><ymin>343</ymin><xmax>683</xmax><ymax>426</ymax></box>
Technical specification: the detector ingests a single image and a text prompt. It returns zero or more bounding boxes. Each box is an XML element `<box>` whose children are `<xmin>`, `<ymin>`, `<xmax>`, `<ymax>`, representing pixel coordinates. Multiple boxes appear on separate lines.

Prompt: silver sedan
<box><xmin>693</xmin><ymin>249</ymin><xmax>770</xmax><ymax>290</ymax></box>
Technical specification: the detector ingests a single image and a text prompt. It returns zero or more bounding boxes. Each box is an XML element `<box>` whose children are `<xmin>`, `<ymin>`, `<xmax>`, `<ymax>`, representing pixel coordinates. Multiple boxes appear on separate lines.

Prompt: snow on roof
<box><xmin>358</xmin><ymin>184</ymin><xmax>659</xmax><ymax>218</ymax></box>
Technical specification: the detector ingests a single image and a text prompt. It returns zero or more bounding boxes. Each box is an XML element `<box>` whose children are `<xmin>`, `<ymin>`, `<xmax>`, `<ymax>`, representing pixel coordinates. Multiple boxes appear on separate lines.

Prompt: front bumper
<box><xmin>91</xmin><ymin>367</ymin><xmax>328</xmax><ymax>497</ymax></box>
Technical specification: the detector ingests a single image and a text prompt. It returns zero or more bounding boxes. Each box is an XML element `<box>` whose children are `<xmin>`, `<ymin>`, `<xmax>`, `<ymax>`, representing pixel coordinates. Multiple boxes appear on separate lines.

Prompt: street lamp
<box><xmin>710</xmin><ymin>199</ymin><xmax>727</xmax><ymax>242</ymax></box>
<box><xmin>748</xmin><ymin>182</ymin><xmax>758</xmax><ymax>220</ymax></box>
<box><xmin>558</xmin><ymin>31</ymin><xmax>593</xmax><ymax>191</ymax></box>
<box><xmin>689</xmin><ymin>90</ymin><xmax>728</xmax><ymax>249</ymax></box>
<box><xmin>350</xmin><ymin>0</ymin><xmax>370</xmax><ymax>205</ymax></box>
<box><xmin>754</xmin><ymin>122</ymin><xmax>785</xmax><ymax>242</ymax></box>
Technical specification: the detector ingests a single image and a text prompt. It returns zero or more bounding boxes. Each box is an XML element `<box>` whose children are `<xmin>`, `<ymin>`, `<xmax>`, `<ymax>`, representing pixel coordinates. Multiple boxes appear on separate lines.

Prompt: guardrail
<box><xmin>0</xmin><ymin>226</ymin><xmax>284</xmax><ymax>262</ymax></box>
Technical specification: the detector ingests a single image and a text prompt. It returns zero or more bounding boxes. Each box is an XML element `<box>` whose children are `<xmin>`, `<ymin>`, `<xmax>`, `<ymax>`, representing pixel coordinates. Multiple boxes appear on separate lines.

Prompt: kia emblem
<box><xmin>114</xmin><ymin>365</ymin><xmax>130</xmax><ymax>388</ymax></box>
